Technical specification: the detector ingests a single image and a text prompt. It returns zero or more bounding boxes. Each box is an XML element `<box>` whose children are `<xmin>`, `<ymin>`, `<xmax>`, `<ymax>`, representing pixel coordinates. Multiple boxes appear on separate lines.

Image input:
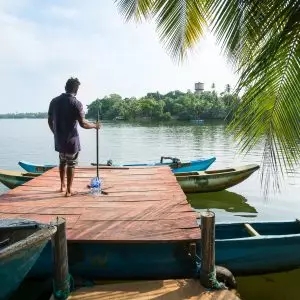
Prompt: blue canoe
<box><xmin>0</xmin><ymin>219</ymin><xmax>56</xmax><ymax>299</ymax></box>
<box><xmin>120</xmin><ymin>156</ymin><xmax>216</xmax><ymax>173</ymax></box>
<box><xmin>18</xmin><ymin>156</ymin><xmax>216</xmax><ymax>174</ymax></box>
<box><xmin>18</xmin><ymin>161</ymin><xmax>56</xmax><ymax>174</ymax></box>
<box><xmin>25</xmin><ymin>219</ymin><xmax>300</xmax><ymax>281</ymax></box>
<box><xmin>214</xmin><ymin>219</ymin><xmax>300</xmax><ymax>276</ymax></box>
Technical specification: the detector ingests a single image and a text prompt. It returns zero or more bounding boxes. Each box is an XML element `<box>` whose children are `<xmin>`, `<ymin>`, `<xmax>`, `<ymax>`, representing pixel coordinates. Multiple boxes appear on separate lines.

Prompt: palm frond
<box><xmin>114</xmin><ymin>0</ymin><xmax>154</xmax><ymax>22</ymax></box>
<box><xmin>153</xmin><ymin>0</ymin><xmax>207</xmax><ymax>61</ymax></box>
<box><xmin>226</xmin><ymin>0</ymin><xmax>300</xmax><ymax>195</ymax></box>
<box><xmin>114</xmin><ymin>0</ymin><xmax>300</xmax><ymax>196</ymax></box>
<box><xmin>115</xmin><ymin>0</ymin><xmax>207</xmax><ymax>61</ymax></box>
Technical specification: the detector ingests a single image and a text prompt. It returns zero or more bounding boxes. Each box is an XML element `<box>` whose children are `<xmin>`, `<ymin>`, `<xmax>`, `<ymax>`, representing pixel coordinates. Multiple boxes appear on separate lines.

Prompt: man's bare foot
<box><xmin>60</xmin><ymin>184</ymin><xmax>66</xmax><ymax>192</ymax></box>
<box><xmin>65</xmin><ymin>190</ymin><xmax>78</xmax><ymax>197</ymax></box>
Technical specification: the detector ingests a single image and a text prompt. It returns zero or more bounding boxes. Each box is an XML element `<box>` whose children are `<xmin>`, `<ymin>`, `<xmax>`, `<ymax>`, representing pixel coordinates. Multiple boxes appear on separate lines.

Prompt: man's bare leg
<box><xmin>65</xmin><ymin>166</ymin><xmax>76</xmax><ymax>197</ymax></box>
<box><xmin>59</xmin><ymin>164</ymin><xmax>66</xmax><ymax>192</ymax></box>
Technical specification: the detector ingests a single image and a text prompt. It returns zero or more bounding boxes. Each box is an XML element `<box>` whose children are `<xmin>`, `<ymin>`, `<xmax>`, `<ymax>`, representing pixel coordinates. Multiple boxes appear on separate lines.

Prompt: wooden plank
<box><xmin>0</xmin><ymin>214</ymin><xmax>79</xmax><ymax>228</ymax></box>
<box><xmin>67</xmin><ymin>219</ymin><xmax>200</xmax><ymax>242</ymax></box>
<box><xmin>244</xmin><ymin>223</ymin><xmax>260</xmax><ymax>236</ymax></box>
<box><xmin>20</xmin><ymin>183</ymin><xmax>179</xmax><ymax>193</ymax></box>
<box><xmin>64</xmin><ymin>279</ymin><xmax>240</xmax><ymax>300</ymax></box>
<box><xmin>0</xmin><ymin>195</ymin><xmax>187</xmax><ymax>205</ymax></box>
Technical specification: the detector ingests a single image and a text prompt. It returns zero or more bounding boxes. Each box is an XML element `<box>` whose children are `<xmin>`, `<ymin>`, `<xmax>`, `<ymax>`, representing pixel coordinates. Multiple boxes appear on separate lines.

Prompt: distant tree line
<box><xmin>0</xmin><ymin>112</ymin><xmax>47</xmax><ymax>119</ymax></box>
<box><xmin>86</xmin><ymin>89</ymin><xmax>239</xmax><ymax>121</ymax></box>
<box><xmin>0</xmin><ymin>88</ymin><xmax>239</xmax><ymax>122</ymax></box>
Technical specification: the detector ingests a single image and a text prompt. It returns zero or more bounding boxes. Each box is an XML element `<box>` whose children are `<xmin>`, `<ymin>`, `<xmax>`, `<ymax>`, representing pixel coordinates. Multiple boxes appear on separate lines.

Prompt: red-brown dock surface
<box><xmin>0</xmin><ymin>166</ymin><xmax>201</xmax><ymax>242</ymax></box>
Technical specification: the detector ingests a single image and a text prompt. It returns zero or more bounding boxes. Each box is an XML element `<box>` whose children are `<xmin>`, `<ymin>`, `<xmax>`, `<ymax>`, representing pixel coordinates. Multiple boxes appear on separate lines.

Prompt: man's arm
<box><xmin>48</xmin><ymin>101</ymin><xmax>54</xmax><ymax>133</ymax></box>
<box><xmin>78</xmin><ymin>116</ymin><xmax>100</xmax><ymax>129</ymax></box>
<box><xmin>76</xmin><ymin>101</ymin><xmax>100</xmax><ymax>130</ymax></box>
<box><xmin>48</xmin><ymin>116</ymin><xmax>54</xmax><ymax>133</ymax></box>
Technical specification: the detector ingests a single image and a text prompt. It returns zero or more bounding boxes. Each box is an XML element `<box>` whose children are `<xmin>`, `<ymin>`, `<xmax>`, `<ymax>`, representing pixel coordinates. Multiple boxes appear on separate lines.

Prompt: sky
<box><xmin>0</xmin><ymin>0</ymin><xmax>238</xmax><ymax>113</ymax></box>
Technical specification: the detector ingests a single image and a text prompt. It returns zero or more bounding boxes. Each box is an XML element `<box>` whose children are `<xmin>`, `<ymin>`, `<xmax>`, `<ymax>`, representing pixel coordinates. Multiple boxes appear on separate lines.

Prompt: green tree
<box><xmin>114</xmin><ymin>0</ymin><xmax>300</xmax><ymax>195</ymax></box>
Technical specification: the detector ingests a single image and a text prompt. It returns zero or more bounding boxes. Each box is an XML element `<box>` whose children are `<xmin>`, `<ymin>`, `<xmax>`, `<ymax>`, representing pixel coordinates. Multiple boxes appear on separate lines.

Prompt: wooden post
<box><xmin>51</xmin><ymin>217</ymin><xmax>70</xmax><ymax>300</ymax></box>
<box><xmin>200</xmin><ymin>210</ymin><xmax>217</xmax><ymax>288</ymax></box>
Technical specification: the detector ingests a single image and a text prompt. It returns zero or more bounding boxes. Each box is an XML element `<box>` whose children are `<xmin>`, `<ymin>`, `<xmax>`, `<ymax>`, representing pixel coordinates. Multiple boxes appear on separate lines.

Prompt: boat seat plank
<box><xmin>244</xmin><ymin>223</ymin><xmax>260</xmax><ymax>236</ymax></box>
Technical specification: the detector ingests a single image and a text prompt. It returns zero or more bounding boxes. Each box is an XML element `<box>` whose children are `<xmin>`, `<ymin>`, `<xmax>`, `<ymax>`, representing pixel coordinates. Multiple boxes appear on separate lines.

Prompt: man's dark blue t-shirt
<box><xmin>48</xmin><ymin>93</ymin><xmax>84</xmax><ymax>154</ymax></box>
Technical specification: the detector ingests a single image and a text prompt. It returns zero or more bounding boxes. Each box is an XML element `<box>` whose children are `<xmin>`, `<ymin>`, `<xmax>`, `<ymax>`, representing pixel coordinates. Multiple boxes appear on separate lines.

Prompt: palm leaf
<box><xmin>226</xmin><ymin>0</ymin><xmax>300</xmax><ymax>195</ymax></box>
<box><xmin>114</xmin><ymin>0</ymin><xmax>154</xmax><ymax>21</ymax></box>
<box><xmin>115</xmin><ymin>0</ymin><xmax>208</xmax><ymax>61</ymax></box>
<box><xmin>114</xmin><ymin>0</ymin><xmax>300</xmax><ymax>195</ymax></box>
<box><xmin>153</xmin><ymin>0</ymin><xmax>207</xmax><ymax>61</ymax></box>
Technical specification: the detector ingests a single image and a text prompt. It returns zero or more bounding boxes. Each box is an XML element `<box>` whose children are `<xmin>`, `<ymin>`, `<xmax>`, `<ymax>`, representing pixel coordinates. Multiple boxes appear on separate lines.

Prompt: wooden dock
<box><xmin>56</xmin><ymin>279</ymin><xmax>241</xmax><ymax>300</ymax></box>
<box><xmin>0</xmin><ymin>166</ymin><xmax>200</xmax><ymax>242</ymax></box>
<box><xmin>0</xmin><ymin>166</ymin><xmax>202</xmax><ymax>280</ymax></box>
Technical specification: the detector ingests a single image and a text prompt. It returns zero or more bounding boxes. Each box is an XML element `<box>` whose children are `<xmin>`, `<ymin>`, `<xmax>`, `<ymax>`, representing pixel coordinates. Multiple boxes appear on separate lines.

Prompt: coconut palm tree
<box><xmin>114</xmin><ymin>0</ymin><xmax>300</xmax><ymax>196</ymax></box>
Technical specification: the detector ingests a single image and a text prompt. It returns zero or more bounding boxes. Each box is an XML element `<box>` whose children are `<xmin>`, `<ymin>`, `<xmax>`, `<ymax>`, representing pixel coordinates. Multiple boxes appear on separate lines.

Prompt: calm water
<box><xmin>1</xmin><ymin>119</ymin><xmax>299</xmax><ymax>299</ymax></box>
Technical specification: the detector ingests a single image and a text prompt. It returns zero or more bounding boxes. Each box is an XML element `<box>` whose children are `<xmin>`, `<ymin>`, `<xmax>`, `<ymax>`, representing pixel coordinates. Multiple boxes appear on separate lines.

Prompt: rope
<box><xmin>53</xmin><ymin>274</ymin><xmax>74</xmax><ymax>300</ymax></box>
<box><xmin>207</xmin><ymin>268</ymin><xmax>227</xmax><ymax>290</ymax></box>
<box><xmin>195</xmin><ymin>253</ymin><xmax>202</xmax><ymax>276</ymax></box>
<box><xmin>194</xmin><ymin>253</ymin><xmax>227</xmax><ymax>290</ymax></box>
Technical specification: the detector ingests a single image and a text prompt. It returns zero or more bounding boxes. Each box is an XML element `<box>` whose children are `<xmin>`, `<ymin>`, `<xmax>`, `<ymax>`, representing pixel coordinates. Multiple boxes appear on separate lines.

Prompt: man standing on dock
<box><xmin>48</xmin><ymin>77</ymin><xmax>100</xmax><ymax>197</ymax></box>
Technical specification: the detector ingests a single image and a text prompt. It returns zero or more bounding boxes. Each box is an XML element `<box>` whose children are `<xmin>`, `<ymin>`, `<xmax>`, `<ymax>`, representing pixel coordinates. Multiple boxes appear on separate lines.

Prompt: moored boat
<box><xmin>19</xmin><ymin>156</ymin><xmax>217</xmax><ymax>174</ymax></box>
<box><xmin>26</xmin><ymin>218</ymin><xmax>300</xmax><ymax>280</ymax></box>
<box><xmin>175</xmin><ymin>164</ymin><xmax>260</xmax><ymax>193</ymax></box>
<box><xmin>0</xmin><ymin>169</ymin><xmax>38</xmax><ymax>189</ymax></box>
<box><xmin>94</xmin><ymin>156</ymin><xmax>217</xmax><ymax>173</ymax></box>
<box><xmin>214</xmin><ymin>219</ymin><xmax>300</xmax><ymax>275</ymax></box>
<box><xmin>18</xmin><ymin>161</ymin><xmax>56</xmax><ymax>173</ymax></box>
<box><xmin>0</xmin><ymin>219</ymin><xmax>56</xmax><ymax>299</ymax></box>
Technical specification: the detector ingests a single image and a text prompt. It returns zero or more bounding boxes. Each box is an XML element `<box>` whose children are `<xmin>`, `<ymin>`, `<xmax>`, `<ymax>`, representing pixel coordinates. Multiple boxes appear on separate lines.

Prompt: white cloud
<box><xmin>0</xmin><ymin>0</ymin><xmax>238</xmax><ymax>113</ymax></box>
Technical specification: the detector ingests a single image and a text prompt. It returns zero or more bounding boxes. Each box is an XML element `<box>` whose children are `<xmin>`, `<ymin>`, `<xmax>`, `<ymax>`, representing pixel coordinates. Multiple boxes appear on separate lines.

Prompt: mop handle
<box><xmin>96</xmin><ymin>109</ymin><xmax>99</xmax><ymax>178</ymax></box>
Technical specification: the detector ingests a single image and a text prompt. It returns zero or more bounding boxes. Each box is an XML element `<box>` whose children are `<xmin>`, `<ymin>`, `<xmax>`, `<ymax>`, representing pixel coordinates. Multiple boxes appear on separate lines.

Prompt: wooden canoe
<box><xmin>214</xmin><ymin>219</ymin><xmax>300</xmax><ymax>275</ymax></box>
<box><xmin>27</xmin><ymin>219</ymin><xmax>300</xmax><ymax>280</ymax></box>
<box><xmin>0</xmin><ymin>219</ymin><xmax>56</xmax><ymax>299</ymax></box>
<box><xmin>175</xmin><ymin>164</ymin><xmax>260</xmax><ymax>193</ymax></box>
<box><xmin>0</xmin><ymin>169</ymin><xmax>38</xmax><ymax>189</ymax></box>
<box><xmin>18</xmin><ymin>161</ymin><xmax>55</xmax><ymax>173</ymax></box>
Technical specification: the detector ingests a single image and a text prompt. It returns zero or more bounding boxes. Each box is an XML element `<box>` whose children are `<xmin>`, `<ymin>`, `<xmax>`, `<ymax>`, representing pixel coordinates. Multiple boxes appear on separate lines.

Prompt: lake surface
<box><xmin>0</xmin><ymin>119</ymin><xmax>299</xmax><ymax>299</ymax></box>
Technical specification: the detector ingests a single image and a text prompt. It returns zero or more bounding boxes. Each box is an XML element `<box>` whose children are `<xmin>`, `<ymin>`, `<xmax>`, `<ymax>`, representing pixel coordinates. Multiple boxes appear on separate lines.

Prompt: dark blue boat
<box><xmin>25</xmin><ymin>219</ymin><xmax>300</xmax><ymax>282</ymax></box>
<box><xmin>0</xmin><ymin>219</ymin><xmax>56</xmax><ymax>300</ymax></box>
<box><xmin>214</xmin><ymin>219</ymin><xmax>300</xmax><ymax>276</ymax></box>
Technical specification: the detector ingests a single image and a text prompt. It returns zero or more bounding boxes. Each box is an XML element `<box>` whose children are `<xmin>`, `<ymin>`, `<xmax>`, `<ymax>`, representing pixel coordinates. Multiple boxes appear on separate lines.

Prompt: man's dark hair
<box><xmin>65</xmin><ymin>77</ymin><xmax>80</xmax><ymax>94</ymax></box>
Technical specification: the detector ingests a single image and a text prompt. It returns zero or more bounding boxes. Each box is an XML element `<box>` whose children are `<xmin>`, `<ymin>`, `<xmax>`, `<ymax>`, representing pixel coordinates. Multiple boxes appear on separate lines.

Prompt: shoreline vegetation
<box><xmin>0</xmin><ymin>89</ymin><xmax>239</xmax><ymax>122</ymax></box>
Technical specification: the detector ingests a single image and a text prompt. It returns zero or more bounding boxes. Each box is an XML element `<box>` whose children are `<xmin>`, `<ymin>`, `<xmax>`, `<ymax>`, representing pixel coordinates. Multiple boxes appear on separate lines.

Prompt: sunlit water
<box><xmin>0</xmin><ymin>119</ymin><xmax>299</xmax><ymax>299</ymax></box>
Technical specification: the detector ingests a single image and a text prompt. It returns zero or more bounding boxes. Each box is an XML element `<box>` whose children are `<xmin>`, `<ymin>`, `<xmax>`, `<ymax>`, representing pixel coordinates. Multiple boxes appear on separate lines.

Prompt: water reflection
<box><xmin>187</xmin><ymin>190</ymin><xmax>258</xmax><ymax>214</ymax></box>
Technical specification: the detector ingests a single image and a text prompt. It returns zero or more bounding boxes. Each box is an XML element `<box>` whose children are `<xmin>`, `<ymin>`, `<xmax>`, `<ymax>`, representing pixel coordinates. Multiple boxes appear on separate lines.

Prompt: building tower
<box><xmin>195</xmin><ymin>82</ymin><xmax>204</xmax><ymax>95</ymax></box>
